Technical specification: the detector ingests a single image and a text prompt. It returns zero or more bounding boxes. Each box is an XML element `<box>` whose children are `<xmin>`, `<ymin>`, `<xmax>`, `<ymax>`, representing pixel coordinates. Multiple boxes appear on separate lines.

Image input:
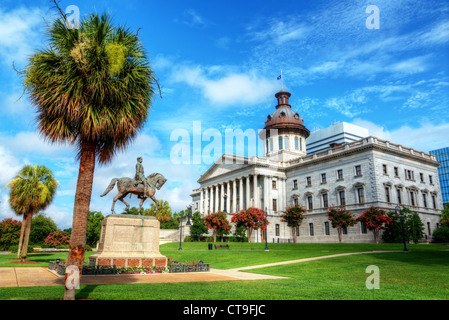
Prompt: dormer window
<box><xmin>280</xmin><ymin>112</ymin><xmax>286</xmax><ymax>118</ymax></box>
<box><xmin>294</xmin><ymin>113</ymin><xmax>299</xmax><ymax>119</ymax></box>
<box><xmin>267</xmin><ymin>115</ymin><xmax>272</xmax><ymax>121</ymax></box>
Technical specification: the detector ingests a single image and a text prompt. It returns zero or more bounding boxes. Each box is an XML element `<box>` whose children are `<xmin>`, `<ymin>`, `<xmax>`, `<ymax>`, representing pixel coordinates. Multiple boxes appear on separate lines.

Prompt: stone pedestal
<box><xmin>88</xmin><ymin>214</ymin><xmax>167</xmax><ymax>268</ymax></box>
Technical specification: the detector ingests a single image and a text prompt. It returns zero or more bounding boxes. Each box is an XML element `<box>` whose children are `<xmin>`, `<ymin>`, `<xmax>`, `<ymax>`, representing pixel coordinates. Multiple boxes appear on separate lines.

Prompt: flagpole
<box><xmin>281</xmin><ymin>69</ymin><xmax>284</xmax><ymax>89</ymax></box>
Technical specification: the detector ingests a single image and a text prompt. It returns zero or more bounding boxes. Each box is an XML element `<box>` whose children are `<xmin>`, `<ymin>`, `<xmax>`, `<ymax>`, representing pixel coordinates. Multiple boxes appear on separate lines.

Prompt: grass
<box><xmin>1</xmin><ymin>243</ymin><xmax>448</xmax><ymax>300</ymax></box>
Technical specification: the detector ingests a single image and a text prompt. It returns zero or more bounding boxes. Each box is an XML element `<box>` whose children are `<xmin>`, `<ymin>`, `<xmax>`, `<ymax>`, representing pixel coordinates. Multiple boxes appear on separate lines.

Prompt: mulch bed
<box><xmin>9</xmin><ymin>258</ymin><xmax>38</xmax><ymax>264</ymax></box>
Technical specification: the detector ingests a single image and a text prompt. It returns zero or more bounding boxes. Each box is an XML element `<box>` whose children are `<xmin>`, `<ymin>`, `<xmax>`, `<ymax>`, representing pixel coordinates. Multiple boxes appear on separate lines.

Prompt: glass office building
<box><xmin>429</xmin><ymin>147</ymin><xmax>449</xmax><ymax>205</ymax></box>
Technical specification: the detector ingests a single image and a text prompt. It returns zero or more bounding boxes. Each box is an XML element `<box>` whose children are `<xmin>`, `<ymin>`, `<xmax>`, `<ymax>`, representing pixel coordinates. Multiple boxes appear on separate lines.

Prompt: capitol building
<box><xmin>191</xmin><ymin>89</ymin><xmax>443</xmax><ymax>243</ymax></box>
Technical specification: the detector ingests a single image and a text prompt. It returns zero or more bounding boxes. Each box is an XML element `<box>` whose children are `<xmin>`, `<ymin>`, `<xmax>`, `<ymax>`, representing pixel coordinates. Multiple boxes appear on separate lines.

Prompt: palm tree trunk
<box><xmin>20</xmin><ymin>213</ymin><xmax>33</xmax><ymax>261</ymax></box>
<box><xmin>63</xmin><ymin>141</ymin><xmax>96</xmax><ymax>300</ymax></box>
<box><xmin>17</xmin><ymin>215</ymin><xmax>26</xmax><ymax>258</ymax></box>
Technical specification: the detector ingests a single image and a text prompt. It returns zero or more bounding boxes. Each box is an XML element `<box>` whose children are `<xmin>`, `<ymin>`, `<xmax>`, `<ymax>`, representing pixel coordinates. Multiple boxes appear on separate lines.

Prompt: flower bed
<box><xmin>48</xmin><ymin>260</ymin><xmax>210</xmax><ymax>275</ymax></box>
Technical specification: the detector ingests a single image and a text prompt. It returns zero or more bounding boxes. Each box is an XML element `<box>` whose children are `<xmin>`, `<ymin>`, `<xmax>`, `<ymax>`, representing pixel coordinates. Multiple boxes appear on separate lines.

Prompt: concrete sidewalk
<box><xmin>0</xmin><ymin>251</ymin><xmax>398</xmax><ymax>288</ymax></box>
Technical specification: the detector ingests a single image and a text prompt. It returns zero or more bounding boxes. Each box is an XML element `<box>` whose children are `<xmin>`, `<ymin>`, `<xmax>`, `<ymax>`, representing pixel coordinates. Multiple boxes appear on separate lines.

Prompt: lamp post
<box><xmin>179</xmin><ymin>204</ymin><xmax>192</xmax><ymax>251</ymax></box>
<box><xmin>395</xmin><ymin>205</ymin><xmax>408</xmax><ymax>252</ymax></box>
<box><xmin>264</xmin><ymin>207</ymin><xmax>269</xmax><ymax>251</ymax></box>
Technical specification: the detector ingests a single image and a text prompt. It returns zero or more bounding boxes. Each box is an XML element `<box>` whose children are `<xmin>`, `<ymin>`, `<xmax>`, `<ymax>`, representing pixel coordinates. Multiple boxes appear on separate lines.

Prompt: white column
<box><xmin>220</xmin><ymin>183</ymin><xmax>225</xmax><ymax>211</ymax></box>
<box><xmin>268</xmin><ymin>175</ymin><xmax>273</xmax><ymax>212</ymax></box>
<box><xmin>253</xmin><ymin>174</ymin><xmax>259</xmax><ymax>208</ymax></box>
<box><xmin>246</xmin><ymin>175</ymin><xmax>250</xmax><ymax>209</ymax></box>
<box><xmin>232</xmin><ymin>179</ymin><xmax>237</xmax><ymax>212</ymax></box>
<box><xmin>226</xmin><ymin>181</ymin><xmax>231</xmax><ymax>213</ymax></box>
<box><xmin>199</xmin><ymin>188</ymin><xmax>203</xmax><ymax>215</ymax></box>
<box><xmin>239</xmin><ymin>178</ymin><xmax>243</xmax><ymax>211</ymax></box>
<box><xmin>214</xmin><ymin>185</ymin><xmax>219</xmax><ymax>212</ymax></box>
<box><xmin>263</xmin><ymin>175</ymin><xmax>268</xmax><ymax>211</ymax></box>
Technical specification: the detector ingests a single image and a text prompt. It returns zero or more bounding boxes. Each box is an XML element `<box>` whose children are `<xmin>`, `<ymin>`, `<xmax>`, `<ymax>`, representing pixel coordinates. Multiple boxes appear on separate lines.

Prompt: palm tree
<box><xmin>5</xmin><ymin>165</ymin><xmax>58</xmax><ymax>261</ymax></box>
<box><xmin>22</xmin><ymin>11</ymin><xmax>158</xmax><ymax>300</ymax></box>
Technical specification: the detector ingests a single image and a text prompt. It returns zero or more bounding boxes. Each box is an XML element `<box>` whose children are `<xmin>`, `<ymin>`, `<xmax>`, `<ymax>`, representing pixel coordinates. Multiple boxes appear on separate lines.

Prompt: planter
<box><xmin>169</xmin><ymin>262</ymin><xmax>210</xmax><ymax>273</ymax></box>
<box><xmin>48</xmin><ymin>261</ymin><xmax>116</xmax><ymax>276</ymax></box>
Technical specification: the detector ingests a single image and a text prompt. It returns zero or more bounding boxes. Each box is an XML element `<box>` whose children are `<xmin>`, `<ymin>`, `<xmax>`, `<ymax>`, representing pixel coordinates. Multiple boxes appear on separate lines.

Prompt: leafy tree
<box><xmin>406</xmin><ymin>211</ymin><xmax>425</xmax><ymax>244</ymax></box>
<box><xmin>439</xmin><ymin>203</ymin><xmax>449</xmax><ymax>227</ymax></box>
<box><xmin>357</xmin><ymin>206</ymin><xmax>392</xmax><ymax>243</ymax></box>
<box><xmin>382</xmin><ymin>207</ymin><xmax>424</xmax><ymax>244</ymax></box>
<box><xmin>231</xmin><ymin>207</ymin><xmax>268</xmax><ymax>243</ymax></box>
<box><xmin>5</xmin><ymin>165</ymin><xmax>58</xmax><ymax>260</ymax></box>
<box><xmin>189</xmin><ymin>212</ymin><xmax>208</xmax><ymax>240</ymax></box>
<box><xmin>432</xmin><ymin>226</ymin><xmax>449</xmax><ymax>243</ymax></box>
<box><xmin>326</xmin><ymin>205</ymin><xmax>357</xmax><ymax>243</ymax></box>
<box><xmin>0</xmin><ymin>218</ymin><xmax>22</xmax><ymax>251</ymax></box>
<box><xmin>29</xmin><ymin>213</ymin><xmax>58</xmax><ymax>245</ymax></box>
<box><xmin>204</xmin><ymin>211</ymin><xmax>231</xmax><ymax>242</ymax></box>
<box><xmin>22</xmin><ymin>6</ymin><xmax>158</xmax><ymax>300</ymax></box>
<box><xmin>281</xmin><ymin>204</ymin><xmax>306</xmax><ymax>243</ymax></box>
<box><xmin>86</xmin><ymin>211</ymin><xmax>104</xmax><ymax>247</ymax></box>
<box><xmin>144</xmin><ymin>200</ymin><xmax>172</xmax><ymax>222</ymax></box>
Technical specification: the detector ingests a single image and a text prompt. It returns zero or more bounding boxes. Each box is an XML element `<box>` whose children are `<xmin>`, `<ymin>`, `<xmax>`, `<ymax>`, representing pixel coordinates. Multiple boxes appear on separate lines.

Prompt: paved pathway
<box><xmin>0</xmin><ymin>250</ymin><xmax>399</xmax><ymax>288</ymax></box>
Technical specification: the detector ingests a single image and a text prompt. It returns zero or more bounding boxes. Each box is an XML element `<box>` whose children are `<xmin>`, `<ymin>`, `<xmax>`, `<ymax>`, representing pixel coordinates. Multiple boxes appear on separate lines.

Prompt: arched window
<box><xmin>284</xmin><ymin>136</ymin><xmax>289</xmax><ymax>149</ymax></box>
<box><xmin>294</xmin><ymin>136</ymin><xmax>299</xmax><ymax>150</ymax></box>
<box><xmin>278</xmin><ymin>136</ymin><xmax>283</xmax><ymax>150</ymax></box>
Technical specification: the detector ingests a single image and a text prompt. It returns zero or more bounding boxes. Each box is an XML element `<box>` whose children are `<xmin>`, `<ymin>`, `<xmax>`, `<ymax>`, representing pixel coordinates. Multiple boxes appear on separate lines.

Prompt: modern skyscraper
<box><xmin>429</xmin><ymin>147</ymin><xmax>449</xmax><ymax>205</ymax></box>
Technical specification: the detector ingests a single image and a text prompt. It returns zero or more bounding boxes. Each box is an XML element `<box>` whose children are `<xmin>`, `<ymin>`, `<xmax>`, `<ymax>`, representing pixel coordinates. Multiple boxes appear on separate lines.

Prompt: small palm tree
<box><xmin>22</xmin><ymin>10</ymin><xmax>158</xmax><ymax>300</ymax></box>
<box><xmin>6</xmin><ymin>165</ymin><xmax>58</xmax><ymax>261</ymax></box>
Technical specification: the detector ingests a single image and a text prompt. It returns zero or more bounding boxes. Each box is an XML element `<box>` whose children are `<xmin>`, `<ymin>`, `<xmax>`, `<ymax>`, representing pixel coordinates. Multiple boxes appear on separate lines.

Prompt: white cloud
<box><xmin>351</xmin><ymin>119</ymin><xmax>449</xmax><ymax>152</ymax></box>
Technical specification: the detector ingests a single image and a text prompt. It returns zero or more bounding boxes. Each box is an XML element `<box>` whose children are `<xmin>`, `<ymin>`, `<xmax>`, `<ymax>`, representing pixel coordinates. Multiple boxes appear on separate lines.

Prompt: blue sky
<box><xmin>0</xmin><ymin>0</ymin><xmax>448</xmax><ymax>229</ymax></box>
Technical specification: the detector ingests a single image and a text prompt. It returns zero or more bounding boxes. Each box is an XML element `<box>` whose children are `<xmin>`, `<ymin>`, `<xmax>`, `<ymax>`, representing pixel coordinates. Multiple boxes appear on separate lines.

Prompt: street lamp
<box><xmin>179</xmin><ymin>204</ymin><xmax>192</xmax><ymax>251</ymax></box>
<box><xmin>264</xmin><ymin>207</ymin><xmax>269</xmax><ymax>251</ymax></box>
<box><xmin>395</xmin><ymin>205</ymin><xmax>408</xmax><ymax>252</ymax></box>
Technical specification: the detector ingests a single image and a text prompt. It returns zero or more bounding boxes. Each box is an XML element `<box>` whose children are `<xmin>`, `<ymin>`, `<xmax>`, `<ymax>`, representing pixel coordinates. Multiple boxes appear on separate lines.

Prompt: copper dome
<box><xmin>264</xmin><ymin>90</ymin><xmax>310</xmax><ymax>138</ymax></box>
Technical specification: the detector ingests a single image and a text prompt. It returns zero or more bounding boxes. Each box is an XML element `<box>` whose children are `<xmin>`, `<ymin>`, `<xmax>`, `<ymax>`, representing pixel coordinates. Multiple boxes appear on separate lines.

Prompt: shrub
<box><xmin>44</xmin><ymin>230</ymin><xmax>71</xmax><ymax>247</ymax></box>
<box><xmin>432</xmin><ymin>226</ymin><xmax>449</xmax><ymax>243</ymax></box>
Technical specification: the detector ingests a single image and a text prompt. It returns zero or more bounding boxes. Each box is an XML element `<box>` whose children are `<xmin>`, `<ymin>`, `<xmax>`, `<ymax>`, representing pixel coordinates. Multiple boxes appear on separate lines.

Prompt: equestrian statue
<box><xmin>100</xmin><ymin>157</ymin><xmax>167</xmax><ymax>215</ymax></box>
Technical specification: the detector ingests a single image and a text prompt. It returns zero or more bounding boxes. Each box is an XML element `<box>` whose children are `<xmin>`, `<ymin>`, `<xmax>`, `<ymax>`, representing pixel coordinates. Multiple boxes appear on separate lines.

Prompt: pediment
<box><xmin>197</xmin><ymin>154</ymin><xmax>253</xmax><ymax>183</ymax></box>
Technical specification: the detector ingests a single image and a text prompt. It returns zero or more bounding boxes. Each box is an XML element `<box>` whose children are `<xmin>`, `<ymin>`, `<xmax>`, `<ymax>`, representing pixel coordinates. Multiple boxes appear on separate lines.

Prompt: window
<box><xmin>272</xmin><ymin>199</ymin><xmax>277</xmax><ymax>212</ymax></box>
<box><xmin>272</xmin><ymin>180</ymin><xmax>277</xmax><ymax>189</ymax></box>
<box><xmin>278</xmin><ymin>136</ymin><xmax>283</xmax><ymax>150</ymax></box>
<box><xmin>385</xmin><ymin>187</ymin><xmax>391</xmax><ymax>203</ymax></box>
<box><xmin>429</xmin><ymin>175</ymin><xmax>433</xmax><ymax>184</ymax></box>
<box><xmin>423</xmin><ymin>193</ymin><xmax>427</xmax><ymax>208</ymax></box>
<box><xmin>275</xmin><ymin>224</ymin><xmax>280</xmax><ymax>236</ymax></box>
<box><xmin>324</xmin><ymin>222</ymin><xmax>330</xmax><ymax>235</ymax></box>
<box><xmin>294</xmin><ymin>198</ymin><xmax>299</xmax><ymax>206</ymax></box>
<box><xmin>383</xmin><ymin>164</ymin><xmax>388</xmax><ymax>175</ymax></box>
<box><xmin>306</xmin><ymin>176</ymin><xmax>312</xmax><ymax>186</ymax></box>
<box><xmin>307</xmin><ymin>196</ymin><xmax>313</xmax><ymax>210</ymax></box>
<box><xmin>361</xmin><ymin>222</ymin><xmax>367</xmax><ymax>234</ymax></box>
<box><xmin>339</xmin><ymin>190</ymin><xmax>346</xmax><ymax>206</ymax></box>
<box><xmin>357</xmin><ymin>187</ymin><xmax>365</xmax><ymax>204</ymax></box>
<box><xmin>294</xmin><ymin>137</ymin><xmax>299</xmax><ymax>150</ymax></box>
<box><xmin>410</xmin><ymin>190</ymin><xmax>416</xmax><ymax>206</ymax></box>
<box><xmin>296</xmin><ymin>226</ymin><xmax>300</xmax><ymax>236</ymax></box>
<box><xmin>342</xmin><ymin>227</ymin><xmax>348</xmax><ymax>235</ymax></box>
<box><xmin>394</xmin><ymin>167</ymin><xmax>399</xmax><ymax>177</ymax></box>
<box><xmin>337</xmin><ymin>169</ymin><xmax>344</xmax><ymax>180</ymax></box>
<box><xmin>322</xmin><ymin>193</ymin><xmax>329</xmax><ymax>208</ymax></box>
<box><xmin>321</xmin><ymin>173</ymin><xmax>327</xmax><ymax>183</ymax></box>
<box><xmin>269</xmin><ymin>138</ymin><xmax>273</xmax><ymax>151</ymax></box>
<box><xmin>309</xmin><ymin>223</ymin><xmax>314</xmax><ymax>236</ymax></box>
<box><xmin>427</xmin><ymin>222</ymin><xmax>431</xmax><ymax>236</ymax></box>
<box><xmin>432</xmin><ymin>194</ymin><xmax>437</xmax><ymax>209</ymax></box>
<box><xmin>420</xmin><ymin>173</ymin><xmax>424</xmax><ymax>183</ymax></box>
<box><xmin>284</xmin><ymin>136</ymin><xmax>289</xmax><ymax>149</ymax></box>
<box><xmin>405</xmin><ymin>169</ymin><xmax>414</xmax><ymax>181</ymax></box>
<box><xmin>293</xmin><ymin>179</ymin><xmax>298</xmax><ymax>190</ymax></box>
<box><xmin>397</xmin><ymin>188</ymin><xmax>402</xmax><ymax>204</ymax></box>
<box><xmin>355</xmin><ymin>165</ymin><xmax>362</xmax><ymax>176</ymax></box>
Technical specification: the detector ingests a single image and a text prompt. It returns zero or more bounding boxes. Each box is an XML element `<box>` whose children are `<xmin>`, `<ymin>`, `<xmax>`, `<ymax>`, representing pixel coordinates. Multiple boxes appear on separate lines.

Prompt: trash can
<box><xmin>208</xmin><ymin>243</ymin><xmax>213</xmax><ymax>250</ymax></box>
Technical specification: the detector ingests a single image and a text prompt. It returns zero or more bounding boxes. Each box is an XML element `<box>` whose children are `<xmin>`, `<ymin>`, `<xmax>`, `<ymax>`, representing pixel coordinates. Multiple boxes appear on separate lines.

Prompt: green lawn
<box><xmin>1</xmin><ymin>243</ymin><xmax>448</xmax><ymax>300</ymax></box>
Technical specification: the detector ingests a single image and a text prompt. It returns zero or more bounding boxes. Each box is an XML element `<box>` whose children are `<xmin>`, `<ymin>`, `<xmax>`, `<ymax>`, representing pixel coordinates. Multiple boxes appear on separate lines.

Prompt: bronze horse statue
<box><xmin>100</xmin><ymin>173</ymin><xmax>167</xmax><ymax>214</ymax></box>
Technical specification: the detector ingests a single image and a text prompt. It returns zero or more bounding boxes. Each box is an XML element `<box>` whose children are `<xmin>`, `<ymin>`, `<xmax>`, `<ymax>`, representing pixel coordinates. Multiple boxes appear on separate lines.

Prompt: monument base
<box><xmin>88</xmin><ymin>214</ymin><xmax>167</xmax><ymax>268</ymax></box>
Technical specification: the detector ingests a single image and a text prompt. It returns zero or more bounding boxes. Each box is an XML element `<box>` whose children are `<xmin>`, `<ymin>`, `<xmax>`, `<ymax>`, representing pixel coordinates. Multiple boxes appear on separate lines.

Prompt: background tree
<box><xmin>145</xmin><ymin>200</ymin><xmax>173</xmax><ymax>222</ymax></box>
<box><xmin>382</xmin><ymin>207</ymin><xmax>424</xmax><ymax>244</ymax></box>
<box><xmin>29</xmin><ymin>213</ymin><xmax>58</xmax><ymax>245</ymax></box>
<box><xmin>0</xmin><ymin>218</ymin><xmax>22</xmax><ymax>251</ymax></box>
<box><xmin>22</xmin><ymin>8</ymin><xmax>158</xmax><ymax>300</ymax></box>
<box><xmin>357</xmin><ymin>206</ymin><xmax>392</xmax><ymax>243</ymax></box>
<box><xmin>231</xmin><ymin>208</ymin><xmax>268</xmax><ymax>243</ymax></box>
<box><xmin>189</xmin><ymin>211</ymin><xmax>208</xmax><ymax>241</ymax></box>
<box><xmin>86</xmin><ymin>211</ymin><xmax>104</xmax><ymax>247</ymax></box>
<box><xmin>406</xmin><ymin>211</ymin><xmax>425</xmax><ymax>244</ymax></box>
<box><xmin>281</xmin><ymin>204</ymin><xmax>306</xmax><ymax>243</ymax></box>
<box><xmin>439</xmin><ymin>203</ymin><xmax>449</xmax><ymax>227</ymax></box>
<box><xmin>45</xmin><ymin>230</ymin><xmax>71</xmax><ymax>247</ymax></box>
<box><xmin>326</xmin><ymin>205</ymin><xmax>357</xmax><ymax>243</ymax></box>
<box><xmin>204</xmin><ymin>211</ymin><xmax>231</xmax><ymax>242</ymax></box>
<box><xmin>5</xmin><ymin>165</ymin><xmax>58</xmax><ymax>260</ymax></box>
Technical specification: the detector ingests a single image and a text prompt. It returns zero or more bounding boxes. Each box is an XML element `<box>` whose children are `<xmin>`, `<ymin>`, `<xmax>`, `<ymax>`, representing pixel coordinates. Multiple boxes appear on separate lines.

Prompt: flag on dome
<box><xmin>277</xmin><ymin>74</ymin><xmax>282</xmax><ymax>80</ymax></box>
